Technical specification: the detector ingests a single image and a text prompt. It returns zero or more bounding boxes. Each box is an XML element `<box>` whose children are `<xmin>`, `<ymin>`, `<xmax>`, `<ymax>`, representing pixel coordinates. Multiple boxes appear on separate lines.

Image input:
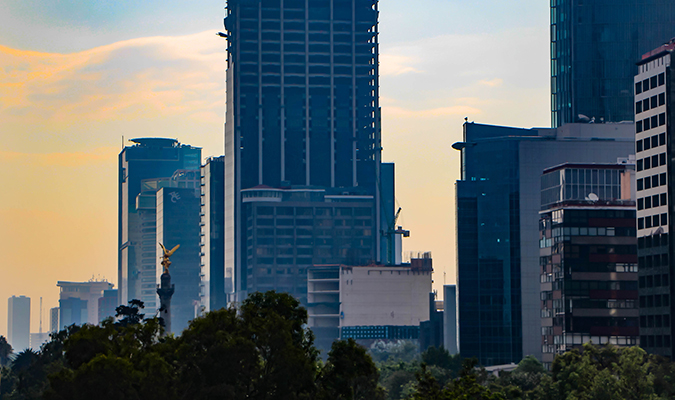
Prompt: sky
<box><xmin>0</xmin><ymin>0</ymin><xmax>551</xmax><ymax>338</ymax></box>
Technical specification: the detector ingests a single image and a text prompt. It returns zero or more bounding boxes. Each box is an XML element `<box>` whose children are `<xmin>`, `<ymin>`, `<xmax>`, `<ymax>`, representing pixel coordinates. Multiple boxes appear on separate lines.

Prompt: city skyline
<box><xmin>0</xmin><ymin>0</ymin><xmax>551</xmax><ymax>337</ymax></box>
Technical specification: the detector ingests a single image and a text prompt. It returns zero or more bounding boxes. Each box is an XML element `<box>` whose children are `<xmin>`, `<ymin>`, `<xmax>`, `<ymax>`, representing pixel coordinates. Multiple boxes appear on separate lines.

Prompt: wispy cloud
<box><xmin>0</xmin><ymin>31</ymin><xmax>224</xmax><ymax>124</ymax></box>
<box><xmin>380</xmin><ymin>54</ymin><xmax>423</xmax><ymax>76</ymax></box>
<box><xmin>479</xmin><ymin>78</ymin><xmax>503</xmax><ymax>87</ymax></box>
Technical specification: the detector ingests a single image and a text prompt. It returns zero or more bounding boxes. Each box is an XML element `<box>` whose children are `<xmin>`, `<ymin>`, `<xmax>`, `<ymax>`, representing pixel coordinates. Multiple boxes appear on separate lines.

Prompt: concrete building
<box><xmin>420</xmin><ymin>290</ymin><xmax>444</xmax><ymax>351</ymax></box>
<box><xmin>443</xmin><ymin>284</ymin><xmax>458</xmax><ymax>355</ymax></box>
<box><xmin>119</xmin><ymin>138</ymin><xmax>201</xmax><ymax>310</ymax></box>
<box><xmin>454</xmin><ymin>122</ymin><xmax>635</xmax><ymax>365</ymax></box>
<box><xmin>635</xmin><ymin>41</ymin><xmax>675</xmax><ymax>358</ymax></box>
<box><xmin>550</xmin><ymin>0</ymin><xmax>675</xmax><ymax>127</ymax></box>
<box><xmin>29</xmin><ymin>333</ymin><xmax>50</xmax><ymax>350</ymax></box>
<box><xmin>57</xmin><ymin>280</ymin><xmax>114</xmax><ymax>328</ymax></box>
<box><xmin>223</xmin><ymin>0</ymin><xmax>391</xmax><ymax>304</ymax></box>
<box><xmin>539</xmin><ymin>163</ymin><xmax>638</xmax><ymax>369</ymax></box>
<box><xmin>200</xmin><ymin>156</ymin><xmax>229</xmax><ymax>312</ymax></box>
<box><xmin>156</xmin><ymin>187</ymin><xmax>201</xmax><ymax>333</ymax></box>
<box><xmin>7</xmin><ymin>296</ymin><xmax>30</xmax><ymax>352</ymax></box>
<box><xmin>307</xmin><ymin>254</ymin><xmax>432</xmax><ymax>351</ymax></box>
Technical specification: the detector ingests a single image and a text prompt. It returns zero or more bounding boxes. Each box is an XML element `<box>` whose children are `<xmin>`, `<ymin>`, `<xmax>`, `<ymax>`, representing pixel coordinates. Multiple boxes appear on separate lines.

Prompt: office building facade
<box><xmin>223</xmin><ymin>0</ymin><xmax>385</xmax><ymax>302</ymax></box>
<box><xmin>539</xmin><ymin>163</ymin><xmax>638</xmax><ymax>368</ymax></box>
<box><xmin>635</xmin><ymin>42</ymin><xmax>675</xmax><ymax>357</ymax></box>
<box><xmin>200</xmin><ymin>157</ymin><xmax>230</xmax><ymax>312</ymax></box>
<box><xmin>57</xmin><ymin>281</ymin><xmax>114</xmax><ymax>328</ymax></box>
<box><xmin>118</xmin><ymin>138</ymin><xmax>201</xmax><ymax>310</ymax></box>
<box><xmin>550</xmin><ymin>0</ymin><xmax>675</xmax><ymax>127</ymax></box>
<box><xmin>7</xmin><ymin>296</ymin><xmax>30</xmax><ymax>352</ymax></box>
<box><xmin>454</xmin><ymin>122</ymin><xmax>635</xmax><ymax>365</ymax></box>
<box><xmin>307</xmin><ymin>255</ymin><xmax>431</xmax><ymax>351</ymax></box>
<box><xmin>156</xmin><ymin>187</ymin><xmax>201</xmax><ymax>333</ymax></box>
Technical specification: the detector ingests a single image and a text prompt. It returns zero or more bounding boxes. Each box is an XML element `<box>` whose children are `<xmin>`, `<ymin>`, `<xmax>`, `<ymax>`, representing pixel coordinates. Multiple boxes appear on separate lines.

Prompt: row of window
<box><xmin>637</xmin><ymin>173</ymin><xmax>666</xmax><ymax>191</ymax></box>
<box><xmin>636</xmin><ymin>132</ymin><xmax>666</xmax><ymax>152</ymax></box>
<box><xmin>637</xmin><ymin>193</ymin><xmax>667</xmax><ymax>210</ymax></box>
<box><xmin>638</xmin><ymin>253</ymin><xmax>669</xmax><ymax>269</ymax></box>
<box><xmin>639</xmin><ymin>294</ymin><xmax>670</xmax><ymax>308</ymax></box>
<box><xmin>639</xmin><ymin>273</ymin><xmax>669</xmax><ymax>288</ymax></box>
<box><xmin>636</xmin><ymin>113</ymin><xmax>666</xmax><ymax>133</ymax></box>
<box><xmin>638</xmin><ymin>214</ymin><xmax>668</xmax><ymax>230</ymax></box>
<box><xmin>641</xmin><ymin>314</ymin><xmax>671</xmax><ymax>328</ymax></box>
<box><xmin>635</xmin><ymin>72</ymin><xmax>665</xmax><ymax>94</ymax></box>
<box><xmin>636</xmin><ymin>152</ymin><xmax>666</xmax><ymax>171</ymax></box>
<box><xmin>641</xmin><ymin>335</ymin><xmax>670</xmax><ymax>349</ymax></box>
<box><xmin>635</xmin><ymin>93</ymin><xmax>666</xmax><ymax>114</ymax></box>
<box><xmin>638</xmin><ymin>233</ymin><xmax>668</xmax><ymax>249</ymax></box>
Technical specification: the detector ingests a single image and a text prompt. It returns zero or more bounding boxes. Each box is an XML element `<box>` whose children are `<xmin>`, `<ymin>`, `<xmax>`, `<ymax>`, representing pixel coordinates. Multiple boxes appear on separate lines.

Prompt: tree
<box><xmin>318</xmin><ymin>339</ymin><xmax>385</xmax><ymax>400</ymax></box>
<box><xmin>115</xmin><ymin>299</ymin><xmax>145</xmax><ymax>327</ymax></box>
<box><xmin>0</xmin><ymin>336</ymin><xmax>12</xmax><ymax>367</ymax></box>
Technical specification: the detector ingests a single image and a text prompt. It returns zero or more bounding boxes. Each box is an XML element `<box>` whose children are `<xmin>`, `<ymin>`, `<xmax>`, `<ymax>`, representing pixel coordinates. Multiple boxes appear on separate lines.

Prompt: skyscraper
<box><xmin>7</xmin><ymin>296</ymin><xmax>30</xmax><ymax>351</ymax></box>
<box><xmin>200</xmin><ymin>156</ymin><xmax>229</xmax><ymax>312</ymax></box>
<box><xmin>550</xmin><ymin>1</ymin><xmax>675</xmax><ymax>127</ymax></box>
<box><xmin>223</xmin><ymin>0</ymin><xmax>386</xmax><ymax>302</ymax></box>
<box><xmin>119</xmin><ymin>138</ymin><xmax>201</xmax><ymax>310</ymax></box>
<box><xmin>156</xmin><ymin>187</ymin><xmax>201</xmax><ymax>333</ymax></box>
<box><xmin>454</xmin><ymin>122</ymin><xmax>634</xmax><ymax>365</ymax></box>
<box><xmin>635</xmin><ymin>41</ymin><xmax>674</xmax><ymax>358</ymax></box>
<box><xmin>57</xmin><ymin>280</ymin><xmax>114</xmax><ymax>328</ymax></box>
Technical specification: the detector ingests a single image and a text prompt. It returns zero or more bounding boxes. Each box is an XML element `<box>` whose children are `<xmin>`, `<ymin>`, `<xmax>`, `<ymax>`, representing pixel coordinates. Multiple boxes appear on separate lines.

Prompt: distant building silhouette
<box><xmin>550</xmin><ymin>0</ymin><xmax>675</xmax><ymax>127</ymax></box>
<box><xmin>57</xmin><ymin>281</ymin><xmax>114</xmax><ymax>328</ymax></box>
<box><xmin>98</xmin><ymin>289</ymin><xmax>118</xmax><ymax>323</ymax></box>
<box><xmin>7</xmin><ymin>296</ymin><xmax>30</xmax><ymax>351</ymax></box>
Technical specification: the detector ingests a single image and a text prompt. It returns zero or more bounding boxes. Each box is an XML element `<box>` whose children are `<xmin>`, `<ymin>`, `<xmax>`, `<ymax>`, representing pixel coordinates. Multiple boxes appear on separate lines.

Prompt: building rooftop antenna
<box><xmin>39</xmin><ymin>297</ymin><xmax>43</xmax><ymax>334</ymax></box>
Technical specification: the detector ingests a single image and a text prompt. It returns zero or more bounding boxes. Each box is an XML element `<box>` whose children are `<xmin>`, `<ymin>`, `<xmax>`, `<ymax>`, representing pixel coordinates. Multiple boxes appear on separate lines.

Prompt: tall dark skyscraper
<box><xmin>223</xmin><ymin>0</ymin><xmax>386</xmax><ymax>302</ymax></box>
<box><xmin>118</xmin><ymin>138</ymin><xmax>201</xmax><ymax>310</ymax></box>
<box><xmin>550</xmin><ymin>1</ymin><xmax>675</xmax><ymax>127</ymax></box>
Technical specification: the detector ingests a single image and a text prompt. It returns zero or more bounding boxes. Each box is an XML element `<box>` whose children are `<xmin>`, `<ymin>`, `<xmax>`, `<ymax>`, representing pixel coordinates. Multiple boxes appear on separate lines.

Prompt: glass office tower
<box><xmin>550</xmin><ymin>0</ymin><xmax>675</xmax><ymax>127</ymax></box>
<box><xmin>224</xmin><ymin>0</ymin><xmax>384</xmax><ymax>302</ymax></box>
<box><xmin>118</xmin><ymin>138</ymin><xmax>201</xmax><ymax>309</ymax></box>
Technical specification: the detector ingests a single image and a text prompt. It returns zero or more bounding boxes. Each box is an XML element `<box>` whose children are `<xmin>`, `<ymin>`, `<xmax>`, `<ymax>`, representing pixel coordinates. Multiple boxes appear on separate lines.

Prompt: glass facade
<box><xmin>156</xmin><ymin>187</ymin><xmax>201</xmax><ymax>334</ymax></box>
<box><xmin>242</xmin><ymin>188</ymin><xmax>376</xmax><ymax>305</ymax></box>
<box><xmin>118</xmin><ymin>139</ymin><xmax>201</xmax><ymax>309</ymax></box>
<box><xmin>550</xmin><ymin>0</ymin><xmax>675</xmax><ymax>127</ymax></box>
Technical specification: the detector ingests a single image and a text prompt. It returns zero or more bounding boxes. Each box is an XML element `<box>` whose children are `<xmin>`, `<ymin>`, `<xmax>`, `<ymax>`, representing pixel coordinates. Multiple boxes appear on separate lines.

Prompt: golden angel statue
<box><xmin>159</xmin><ymin>243</ymin><xmax>180</xmax><ymax>274</ymax></box>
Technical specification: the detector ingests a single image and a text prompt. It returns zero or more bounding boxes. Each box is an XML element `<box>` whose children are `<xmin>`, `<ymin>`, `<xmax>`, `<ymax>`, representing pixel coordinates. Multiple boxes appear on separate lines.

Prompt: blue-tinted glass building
<box><xmin>550</xmin><ymin>0</ymin><xmax>675</xmax><ymax>127</ymax></box>
<box><xmin>223</xmin><ymin>0</ymin><xmax>386</xmax><ymax>302</ymax></box>
<box><xmin>118</xmin><ymin>138</ymin><xmax>201</xmax><ymax>310</ymax></box>
<box><xmin>454</xmin><ymin>122</ymin><xmax>634</xmax><ymax>365</ymax></box>
<box><xmin>156</xmin><ymin>187</ymin><xmax>201</xmax><ymax>334</ymax></box>
<box><xmin>200</xmin><ymin>156</ymin><xmax>230</xmax><ymax>312</ymax></box>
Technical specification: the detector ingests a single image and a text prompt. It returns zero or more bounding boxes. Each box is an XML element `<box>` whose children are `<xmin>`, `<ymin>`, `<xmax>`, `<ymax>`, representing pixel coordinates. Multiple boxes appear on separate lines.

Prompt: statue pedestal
<box><xmin>157</xmin><ymin>272</ymin><xmax>175</xmax><ymax>335</ymax></box>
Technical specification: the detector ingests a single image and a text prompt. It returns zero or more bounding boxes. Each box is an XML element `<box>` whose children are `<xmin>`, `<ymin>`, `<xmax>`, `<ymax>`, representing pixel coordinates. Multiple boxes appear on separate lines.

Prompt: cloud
<box><xmin>0</xmin><ymin>31</ymin><xmax>225</xmax><ymax>124</ymax></box>
<box><xmin>380</xmin><ymin>54</ymin><xmax>422</xmax><ymax>76</ymax></box>
<box><xmin>479</xmin><ymin>78</ymin><xmax>503</xmax><ymax>87</ymax></box>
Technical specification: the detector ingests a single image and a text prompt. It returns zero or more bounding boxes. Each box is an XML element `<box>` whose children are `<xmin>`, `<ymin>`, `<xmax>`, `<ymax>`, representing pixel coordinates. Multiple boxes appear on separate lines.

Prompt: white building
<box><xmin>7</xmin><ymin>296</ymin><xmax>30</xmax><ymax>352</ymax></box>
<box><xmin>307</xmin><ymin>254</ymin><xmax>432</xmax><ymax>351</ymax></box>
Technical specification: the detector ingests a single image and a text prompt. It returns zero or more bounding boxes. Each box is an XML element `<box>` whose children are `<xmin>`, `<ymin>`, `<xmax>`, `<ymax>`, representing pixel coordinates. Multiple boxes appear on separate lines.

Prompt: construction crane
<box><xmin>382</xmin><ymin>207</ymin><xmax>408</xmax><ymax>265</ymax></box>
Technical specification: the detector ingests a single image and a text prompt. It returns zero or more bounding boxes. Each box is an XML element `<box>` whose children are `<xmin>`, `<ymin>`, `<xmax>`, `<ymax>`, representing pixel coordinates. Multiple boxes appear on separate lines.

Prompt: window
<box><xmin>646</xmin><ymin>196</ymin><xmax>652</xmax><ymax>209</ymax></box>
<box><xmin>637</xmin><ymin>178</ymin><xmax>643</xmax><ymax>191</ymax></box>
<box><xmin>653</xmin><ymin>194</ymin><xmax>660</xmax><ymax>207</ymax></box>
<box><xmin>652</xmin><ymin>175</ymin><xmax>659</xmax><ymax>188</ymax></box>
<box><xmin>652</xmin><ymin>135</ymin><xmax>659</xmax><ymax>148</ymax></box>
<box><xmin>659</xmin><ymin>72</ymin><xmax>665</xmax><ymax>86</ymax></box>
<box><xmin>660</xmin><ymin>153</ymin><xmax>666</xmax><ymax>166</ymax></box>
<box><xmin>661</xmin><ymin>173</ymin><xmax>667</xmax><ymax>186</ymax></box>
<box><xmin>659</xmin><ymin>93</ymin><xmax>666</xmax><ymax>106</ymax></box>
<box><xmin>637</xmin><ymin>120</ymin><xmax>643</xmax><ymax>133</ymax></box>
<box><xmin>661</xmin><ymin>193</ymin><xmax>667</xmax><ymax>206</ymax></box>
<box><xmin>637</xmin><ymin>159</ymin><xmax>643</xmax><ymax>171</ymax></box>
<box><xmin>660</xmin><ymin>133</ymin><xmax>666</xmax><ymax>146</ymax></box>
<box><xmin>652</xmin><ymin>155</ymin><xmax>658</xmax><ymax>168</ymax></box>
<box><xmin>636</xmin><ymin>101</ymin><xmax>643</xmax><ymax>114</ymax></box>
<box><xmin>659</xmin><ymin>113</ymin><xmax>666</xmax><ymax>126</ymax></box>
<box><xmin>643</xmin><ymin>78</ymin><xmax>650</xmax><ymax>91</ymax></box>
<box><xmin>643</xmin><ymin>99</ymin><xmax>650</xmax><ymax>112</ymax></box>
<box><xmin>644</xmin><ymin>118</ymin><xmax>650</xmax><ymax>131</ymax></box>
<box><xmin>636</xmin><ymin>81</ymin><xmax>643</xmax><ymax>94</ymax></box>
<box><xmin>652</xmin><ymin>95</ymin><xmax>658</xmax><ymax>109</ymax></box>
<box><xmin>662</xmin><ymin>213</ymin><xmax>668</xmax><ymax>226</ymax></box>
<box><xmin>637</xmin><ymin>141</ymin><xmax>643</xmax><ymax>152</ymax></box>
<box><xmin>651</xmin><ymin>75</ymin><xmax>658</xmax><ymax>89</ymax></box>
<box><xmin>638</xmin><ymin>218</ymin><xmax>645</xmax><ymax>229</ymax></box>
<box><xmin>644</xmin><ymin>157</ymin><xmax>651</xmax><ymax>169</ymax></box>
<box><xmin>638</xmin><ymin>198</ymin><xmax>644</xmax><ymax>210</ymax></box>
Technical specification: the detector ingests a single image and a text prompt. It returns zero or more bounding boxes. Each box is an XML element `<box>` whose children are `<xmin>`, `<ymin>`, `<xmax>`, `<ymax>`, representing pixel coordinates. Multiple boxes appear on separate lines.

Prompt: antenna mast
<box><xmin>39</xmin><ymin>297</ymin><xmax>43</xmax><ymax>334</ymax></box>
